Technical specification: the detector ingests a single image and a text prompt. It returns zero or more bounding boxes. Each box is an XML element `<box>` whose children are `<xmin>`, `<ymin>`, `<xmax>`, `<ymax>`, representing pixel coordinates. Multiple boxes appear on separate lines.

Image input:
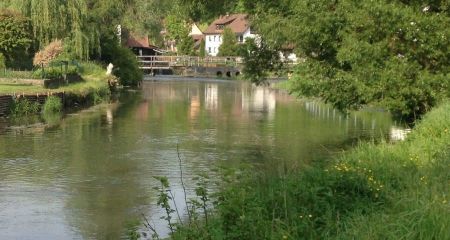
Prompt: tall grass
<box><xmin>42</xmin><ymin>96</ymin><xmax>62</xmax><ymax>114</ymax></box>
<box><xmin>163</xmin><ymin>102</ymin><xmax>450</xmax><ymax>240</ymax></box>
<box><xmin>0</xmin><ymin>69</ymin><xmax>38</xmax><ymax>79</ymax></box>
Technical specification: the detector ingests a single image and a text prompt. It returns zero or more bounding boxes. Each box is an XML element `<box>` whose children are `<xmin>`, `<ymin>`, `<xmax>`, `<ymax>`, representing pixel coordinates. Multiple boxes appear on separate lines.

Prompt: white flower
<box><xmin>423</xmin><ymin>6</ymin><xmax>430</xmax><ymax>12</ymax></box>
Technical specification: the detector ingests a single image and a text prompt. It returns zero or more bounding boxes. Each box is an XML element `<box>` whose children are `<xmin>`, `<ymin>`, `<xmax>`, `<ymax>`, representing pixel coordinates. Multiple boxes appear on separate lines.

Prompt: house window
<box><xmin>208</xmin><ymin>47</ymin><xmax>211</xmax><ymax>53</ymax></box>
<box><xmin>219</xmin><ymin>36</ymin><xmax>222</xmax><ymax>42</ymax></box>
<box><xmin>239</xmin><ymin>35</ymin><xmax>244</xmax><ymax>42</ymax></box>
<box><xmin>214</xmin><ymin>36</ymin><xmax>216</xmax><ymax>42</ymax></box>
<box><xmin>216</xmin><ymin>24</ymin><xmax>224</xmax><ymax>30</ymax></box>
<box><xmin>209</xmin><ymin>36</ymin><xmax>212</xmax><ymax>42</ymax></box>
<box><xmin>214</xmin><ymin>47</ymin><xmax>217</xmax><ymax>53</ymax></box>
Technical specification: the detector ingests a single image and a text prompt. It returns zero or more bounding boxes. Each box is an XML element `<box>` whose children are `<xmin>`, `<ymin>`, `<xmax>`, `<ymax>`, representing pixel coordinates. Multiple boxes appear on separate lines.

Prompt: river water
<box><xmin>0</xmin><ymin>80</ymin><xmax>400</xmax><ymax>239</ymax></box>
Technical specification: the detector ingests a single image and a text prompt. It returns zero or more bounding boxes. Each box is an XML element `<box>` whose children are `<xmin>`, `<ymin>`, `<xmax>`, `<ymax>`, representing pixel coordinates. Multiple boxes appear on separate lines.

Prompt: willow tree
<box><xmin>10</xmin><ymin>0</ymin><xmax>98</xmax><ymax>60</ymax></box>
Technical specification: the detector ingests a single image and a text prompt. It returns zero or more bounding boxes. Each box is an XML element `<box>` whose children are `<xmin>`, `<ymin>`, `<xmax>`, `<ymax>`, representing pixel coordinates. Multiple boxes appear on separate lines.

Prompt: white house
<box><xmin>203</xmin><ymin>14</ymin><xmax>256</xmax><ymax>56</ymax></box>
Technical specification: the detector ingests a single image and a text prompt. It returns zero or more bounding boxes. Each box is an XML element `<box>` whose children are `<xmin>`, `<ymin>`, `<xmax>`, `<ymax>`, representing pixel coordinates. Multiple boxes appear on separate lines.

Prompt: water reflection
<box><xmin>0</xmin><ymin>80</ymin><xmax>401</xmax><ymax>239</ymax></box>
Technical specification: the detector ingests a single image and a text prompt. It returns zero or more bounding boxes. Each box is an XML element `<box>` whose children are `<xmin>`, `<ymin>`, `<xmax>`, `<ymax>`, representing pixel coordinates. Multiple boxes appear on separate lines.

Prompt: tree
<box><xmin>240</xmin><ymin>38</ymin><xmax>282</xmax><ymax>85</ymax></box>
<box><xmin>178</xmin><ymin>33</ymin><xmax>195</xmax><ymax>55</ymax></box>
<box><xmin>199</xmin><ymin>38</ymin><xmax>206</xmax><ymax>57</ymax></box>
<box><xmin>0</xmin><ymin>9</ymin><xmax>33</xmax><ymax>68</ymax></box>
<box><xmin>218</xmin><ymin>28</ymin><xmax>238</xmax><ymax>56</ymax></box>
<box><xmin>248</xmin><ymin>0</ymin><xmax>450</xmax><ymax>120</ymax></box>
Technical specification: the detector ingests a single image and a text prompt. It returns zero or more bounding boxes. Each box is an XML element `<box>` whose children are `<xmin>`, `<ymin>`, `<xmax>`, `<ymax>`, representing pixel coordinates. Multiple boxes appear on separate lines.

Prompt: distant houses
<box><xmin>203</xmin><ymin>14</ymin><xmax>256</xmax><ymax>56</ymax></box>
<box><xmin>127</xmin><ymin>13</ymin><xmax>266</xmax><ymax>57</ymax></box>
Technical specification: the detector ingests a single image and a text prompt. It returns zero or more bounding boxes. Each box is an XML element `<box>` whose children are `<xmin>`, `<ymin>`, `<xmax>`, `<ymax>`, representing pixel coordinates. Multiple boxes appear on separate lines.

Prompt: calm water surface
<box><xmin>0</xmin><ymin>80</ymin><xmax>400</xmax><ymax>239</ymax></box>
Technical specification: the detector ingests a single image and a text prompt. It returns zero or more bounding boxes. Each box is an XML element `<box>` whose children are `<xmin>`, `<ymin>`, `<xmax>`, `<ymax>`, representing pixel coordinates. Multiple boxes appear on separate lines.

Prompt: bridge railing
<box><xmin>137</xmin><ymin>55</ymin><xmax>243</xmax><ymax>69</ymax></box>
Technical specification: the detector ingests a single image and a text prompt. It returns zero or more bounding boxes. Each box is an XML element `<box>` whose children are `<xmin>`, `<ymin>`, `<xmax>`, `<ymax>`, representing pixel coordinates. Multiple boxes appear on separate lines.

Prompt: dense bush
<box><xmin>9</xmin><ymin>98</ymin><xmax>40</xmax><ymax>116</ymax></box>
<box><xmin>97</xmin><ymin>34</ymin><xmax>142</xmax><ymax>86</ymax></box>
<box><xmin>112</xmin><ymin>46</ymin><xmax>142</xmax><ymax>86</ymax></box>
<box><xmin>0</xmin><ymin>9</ymin><xmax>33</xmax><ymax>69</ymax></box>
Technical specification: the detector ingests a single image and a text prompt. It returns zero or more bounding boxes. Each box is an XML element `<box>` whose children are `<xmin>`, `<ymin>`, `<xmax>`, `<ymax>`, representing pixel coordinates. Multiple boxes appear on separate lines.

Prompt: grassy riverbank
<box><xmin>170</xmin><ymin>102</ymin><xmax>449</xmax><ymax>239</ymax></box>
<box><xmin>0</xmin><ymin>62</ymin><xmax>110</xmax><ymax>96</ymax></box>
<box><xmin>0</xmin><ymin>62</ymin><xmax>111</xmax><ymax>117</ymax></box>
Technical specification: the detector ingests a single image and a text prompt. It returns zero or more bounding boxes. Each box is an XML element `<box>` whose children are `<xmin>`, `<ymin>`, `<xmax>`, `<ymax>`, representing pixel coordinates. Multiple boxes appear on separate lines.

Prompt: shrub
<box><xmin>43</xmin><ymin>96</ymin><xmax>62</xmax><ymax>114</ymax></box>
<box><xmin>33</xmin><ymin>64</ymin><xmax>78</xmax><ymax>79</ymax></box>
<box><xmin>33</xmin><ymin>40</ymin><xmax>64</xmax><ymax>67</ymax></box>
<box><xmin>98</xmin><ymin>34</ymin><xmax>142</xmax><ymax>86</ymax></box>
<box><xmin>9</xmin><ymin>98</ymin><xmax>40</xmax><ymax>116</ymax></box>
<box><xmin>111</xmin><ymin>46</ymin><xmax>142</xmax><ymax>86</ymax></box>
<box><xmin>0</xmin><ymin>9</ymin><xmax>33</xmax><ymax>69</ymax></box>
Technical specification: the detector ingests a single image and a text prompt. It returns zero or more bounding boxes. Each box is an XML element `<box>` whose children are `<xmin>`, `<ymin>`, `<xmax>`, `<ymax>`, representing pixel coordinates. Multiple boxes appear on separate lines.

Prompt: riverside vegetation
<box><xmin>141</xmin><ymin>101</ymin><xmax>449</xmax><ymax>240</ymax></box>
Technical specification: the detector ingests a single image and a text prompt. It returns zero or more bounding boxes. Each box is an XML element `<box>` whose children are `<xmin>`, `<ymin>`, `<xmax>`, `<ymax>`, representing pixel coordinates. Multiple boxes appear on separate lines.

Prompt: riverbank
<box><xmin>170</xmin><ymin>101</ymin><xmax>449</xmax><ymax>239</ymax></box>
<box><xmin>0</xmin><ymin>63</ymin><xmax>112</xmax><ymax>117</ymax></box>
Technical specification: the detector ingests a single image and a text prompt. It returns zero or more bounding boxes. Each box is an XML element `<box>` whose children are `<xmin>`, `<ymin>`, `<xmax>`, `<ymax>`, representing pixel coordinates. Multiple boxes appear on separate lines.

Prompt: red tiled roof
<box><xmin>127</xmin><ymin>34</ymin><xmax>158</xmax><ymax>49</ymax></box>
<box><xmin>204</xmin><ymin>14</ymin><xmax>250</xmax><ymax>35</ymax></box>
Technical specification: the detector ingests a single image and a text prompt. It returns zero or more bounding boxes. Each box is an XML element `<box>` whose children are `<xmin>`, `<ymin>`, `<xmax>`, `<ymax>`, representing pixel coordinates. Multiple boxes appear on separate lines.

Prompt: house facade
<box><xmin>203</xmin><ymin>14</ymin><xmax>256</xmax><ymax>56</ymax></box>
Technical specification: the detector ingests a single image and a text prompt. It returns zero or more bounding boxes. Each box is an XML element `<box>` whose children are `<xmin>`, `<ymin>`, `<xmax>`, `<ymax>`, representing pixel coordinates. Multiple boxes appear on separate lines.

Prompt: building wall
<box><xmin>189</xmin><ymin>24</ymin><xmax>203</xmax><ymax>36</ymax></box>
<box><xmin>205</xmin><ymin>28</ymin><xmax>257</xmax><ymax>56</ymax></box>
<box><xmin>205</xmin><ymin>34</ymin><xmax>222</xmax><ymax>56</ymax></box>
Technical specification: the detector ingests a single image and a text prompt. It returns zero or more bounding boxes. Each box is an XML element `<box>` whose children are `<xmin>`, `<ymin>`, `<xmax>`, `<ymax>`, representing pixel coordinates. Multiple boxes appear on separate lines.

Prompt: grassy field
<box><xmin>0</xmin><ymin>83</ymin><xmax>45</xmax><ymax>94</ymax></box>
<box><xmin>167</xmin><ymin>101</ymin><xmax>450</xmax><ymax>240</ymax></box>
<box><xmin>0</xmin><ymin>62</ymin><xmax>109</xmax><ymax>96</ymax></box>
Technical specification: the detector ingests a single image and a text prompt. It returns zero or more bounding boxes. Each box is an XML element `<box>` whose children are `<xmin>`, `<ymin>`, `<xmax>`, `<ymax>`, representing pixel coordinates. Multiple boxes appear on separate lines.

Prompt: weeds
<box><xmin>9</xmin><ymin>97</ymin><xmax>40</xmax><ymax>116</ymax></box>
<box><xmin>42</xmin><ymin>96</ymin><xmax>62</xmax><ymax>114</ymax></box>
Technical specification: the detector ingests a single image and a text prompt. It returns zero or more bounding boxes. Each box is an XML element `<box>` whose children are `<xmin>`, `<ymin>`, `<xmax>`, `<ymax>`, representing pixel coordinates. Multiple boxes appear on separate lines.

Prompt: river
<box><xmin>0</xmin><ymin>80</ymin><xmax>401</xmax><ymax>239</ymax></box>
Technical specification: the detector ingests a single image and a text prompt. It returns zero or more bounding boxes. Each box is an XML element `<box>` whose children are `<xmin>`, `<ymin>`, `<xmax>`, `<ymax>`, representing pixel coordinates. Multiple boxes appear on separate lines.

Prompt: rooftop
<box><xmin>203</xmin><ymin>14</ymin><xmax>250</xmax><ymax>35</ymax></box>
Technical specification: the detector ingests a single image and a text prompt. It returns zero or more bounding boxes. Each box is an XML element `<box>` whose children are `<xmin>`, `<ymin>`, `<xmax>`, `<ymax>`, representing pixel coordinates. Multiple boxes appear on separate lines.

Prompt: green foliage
<box><xmin>12</xmin><ymin>0</ymin><xmax>98</xmax><ymax>60</ymax></box>
<box><xmin>240</xmin><ymin>38</ymin><xmax>282</xmax><ymax>85</ymax></box>
<box><xmin>98</xmin><ymin>33</ymin><xmax>142</xmax><ymax>86</ymax></box>
<box><xmin>165</xmin><ymin>12</ymin><xmax>189</xmax><ymax>42</ymax></box>
<box><xmin>178</xmin><ymin>33</ymin><xmax>195</xmax><ymax>55</ymax></box>
<box><xmin>170</xmin><ymin>102</ymin><xmax>450</xmax><ymax>240</ymax></box>
<box><xmin>33</xmin><ymin>63</ymin><xmax>78</xmax><ymax>79</ymax></box>
<box><xmin>42</xmin><ymin>96</ymin><xmax>62</xmax><ymax>114</ymax></box>
<box><xmin>0</xmin><ymin>53</ymin><xmax>6</xmax><ymax>69</ymax></box>
<box><xmin>0</xmin><ymin>9</ymin><xmax>33</xmax><ymax>68</ymax></box>
<box><xmin>0</xmin><ymin>69</ymin><xmax>37</xmax><ymax>79</ymax></box>
<box><xmin>9</xmin><ymin>97</ymin><xmax>40</xmax><ymax>116</ymax></box>
<box><xmin>199</xmin><ymin>38</ymin><xmax>206</xmax><ymax>57</ymax></box>
<box><xmin>176</xmin><ymin>0</ymin><xmax>241</xmax><ymax>22</ymax></box>
<box><xmin>246</xmin><ymin>0</ymin><xmax>450</xmax><ymax>120</ymax></box>
<box><xmin>217</xmin><ymin>28</ymin><xmax>238</xmax><ymax>57</ymax></box>
<box><xmin>112</xmin><ymin>47</ymin><xmax>143</xmax><ymax>86</ymax></box>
